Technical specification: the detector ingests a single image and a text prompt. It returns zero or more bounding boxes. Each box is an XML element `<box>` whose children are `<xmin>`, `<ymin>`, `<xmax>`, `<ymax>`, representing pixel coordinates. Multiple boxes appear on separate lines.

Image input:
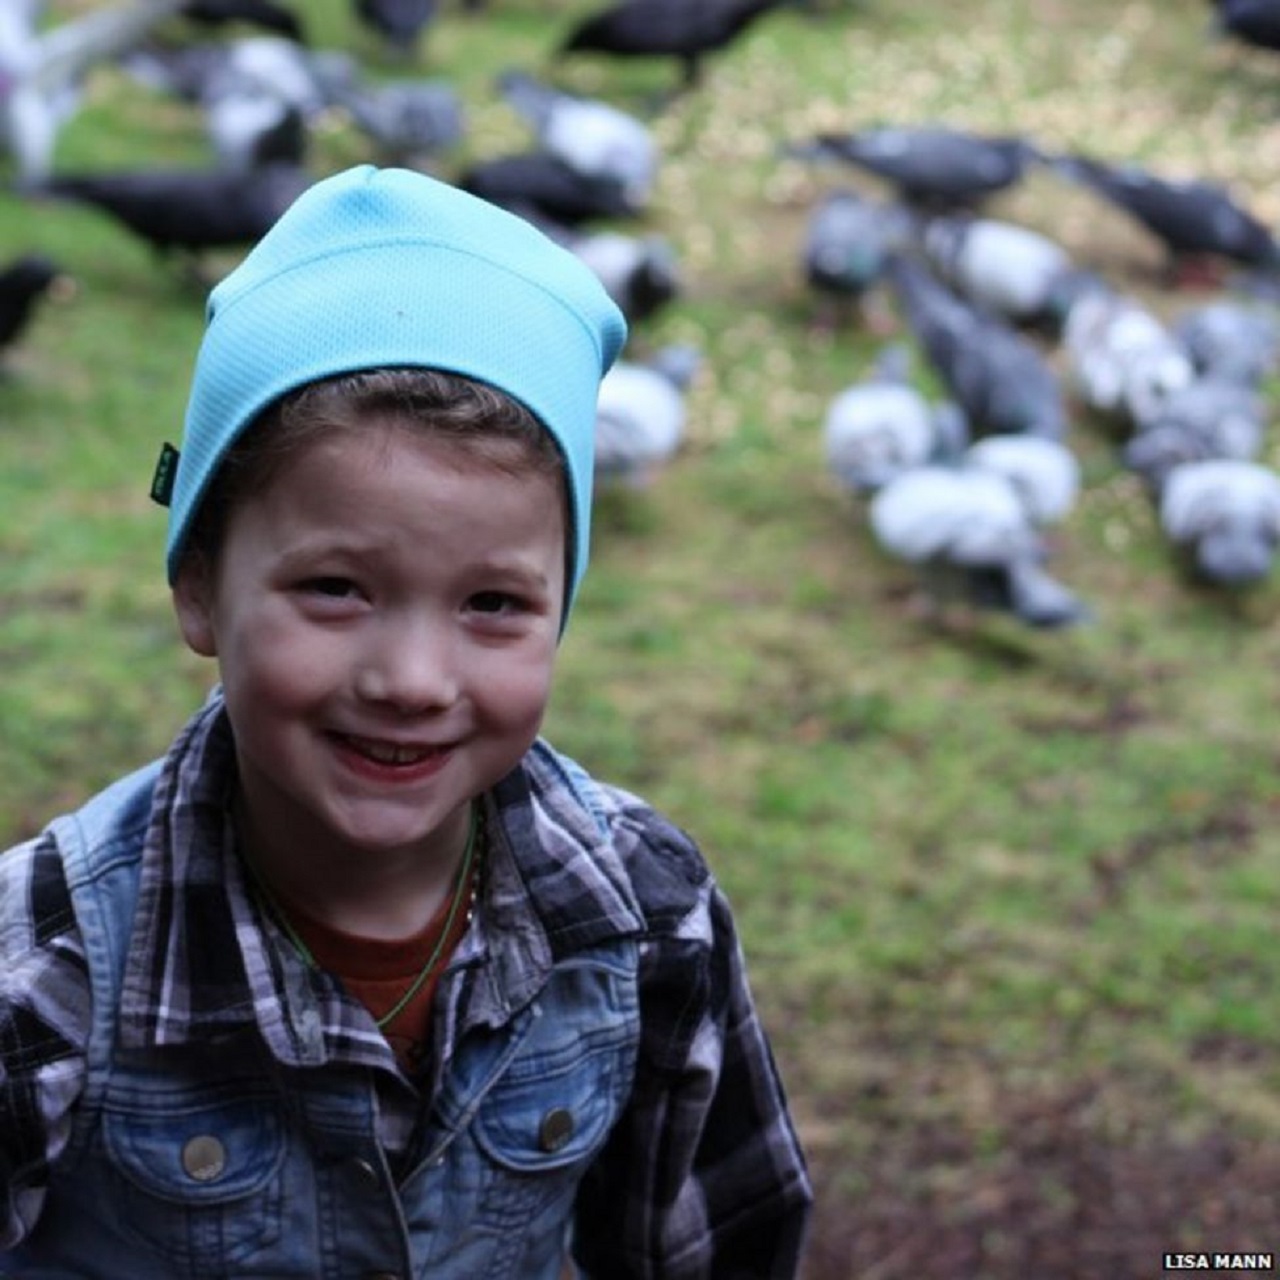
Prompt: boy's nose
<box><xmin>354</xmin><ymin>614</ymin><xmax>460</xmax><ymax>713</ymax></box>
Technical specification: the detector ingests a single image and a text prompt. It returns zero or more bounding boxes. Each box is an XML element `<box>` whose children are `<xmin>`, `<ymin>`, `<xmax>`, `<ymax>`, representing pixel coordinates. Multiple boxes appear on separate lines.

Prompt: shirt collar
<box><xmin>114</xmin><ymin>688</ymin><xmax>646</xmax><ymax>1065</ymax></box>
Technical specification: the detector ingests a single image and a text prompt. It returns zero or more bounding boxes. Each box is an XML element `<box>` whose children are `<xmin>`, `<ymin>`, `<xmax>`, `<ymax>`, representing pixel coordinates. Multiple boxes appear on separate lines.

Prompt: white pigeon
<box><xmin>822</xmin><ymin>345</ymin><xmax>967</xmax><ymax>493</ymax></box>
<box><xmin>594</xmin><ymin>345</ymin><xmax>700</xmax><ymax>488</ymax></box>
<box><xmin>568</xmin><ymin>230</ymin><xmax>680</xmax><ymax>324</ymax></box>
<box><xmin>963</xmin><ymin>433</ymin><xmax>1081</xmax><ymax>525</ymax></box>
<box><xmin>1061</xmin><ymin>286</ymin><xmax>1195</xmax><ymax>429</ymax></box>
<box><xmin>921</xmin><ymin>213</ymin><xmax>1074</xmax><ymax>324</ymax></box>
<box><xmin>1159</xmin><ymin>458</ymin><xmax>1280</xmax><ymax>587</ymax></box>
<box><xmin>497</xmin><ymin>68</ymin><xmax>659</xmax><ymax>207</ymax></box>
<box><xmin>868</xmin><ymin>465</ymin><xmax>1090</xmax><ymax>627</ymax></box>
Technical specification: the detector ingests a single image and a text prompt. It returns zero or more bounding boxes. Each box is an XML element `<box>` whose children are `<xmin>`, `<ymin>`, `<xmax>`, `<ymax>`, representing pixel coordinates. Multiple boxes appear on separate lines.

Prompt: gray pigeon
<box><xmin>803</xmin><ymin>188</ymin><xmax>913</xmax><ymax>330</ymax></box>
<box><xmin>1045</xmin><ymin>149</ymin><xmax>1280</xmax><ymax>283</ymax></box>
<box><xmin>355</xmin><ymin>0</ymin><xmax>436</xmax><ymax>57</ymax></box>
<box><xmin>1159</xmin><ymin>458</ymin><xmax>1280</xmax><ymax>587</ymax></box>
<box><xmin>1122</xmin><ymin>376</ymin><xmax>1267</xmax><ymax>492</ymax></box>
<box><xmin>1173</xmin><ymin>298</ymin><xmax>1280</xmax><ymax>386</ymax></box>
<box><xmin>594</xmin><ymin>344</ymin><xmax>700</xmax><ymax>488</ymax></box>
<box><xmin>1</xmin><ymin>0</ymin><xmax>188</xmax><ymax>182</ymax></box>
<box><xmin>497</xmin><ymin>68</ymin><xmax>658</xmax><ymax>208</ymax></box>
<box><xmin>823</xmin><ymin>344</ymin><xmax>968</xmax><ymax>493</ymax></box>
<box><xmin>334</xmin><ymin>77</ymin><xmax>464</xmax><ymax>166</ymax></box>
<box><xmin>868</xmin><ymin>464</ymin><xmax>1090</xmax><ymax>628</ymax></box>
<box><xmin>786</xmin><ymin>125</ymin><xmax>1043</xmax><ymax>210</ymax></box>
<box><xmin>887</xmin><ymin>252</ymin><xmax>1070</xmax><ymax>440</ymax></box>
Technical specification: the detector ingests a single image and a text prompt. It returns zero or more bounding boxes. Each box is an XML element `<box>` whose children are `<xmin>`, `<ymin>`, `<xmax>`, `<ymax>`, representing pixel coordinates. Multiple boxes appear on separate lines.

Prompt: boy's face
<box><xmin>173</xmin><ymin>422</ymin><xmax>566</xmax><ymax>879</ymax></box>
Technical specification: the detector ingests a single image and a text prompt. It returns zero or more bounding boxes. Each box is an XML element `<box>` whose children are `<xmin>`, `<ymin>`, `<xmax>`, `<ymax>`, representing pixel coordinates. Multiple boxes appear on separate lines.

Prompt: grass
<box><xmin>4</xmin><ymin>0</ymin><xmax>1280</xmax><ymax>1270</ymax></box>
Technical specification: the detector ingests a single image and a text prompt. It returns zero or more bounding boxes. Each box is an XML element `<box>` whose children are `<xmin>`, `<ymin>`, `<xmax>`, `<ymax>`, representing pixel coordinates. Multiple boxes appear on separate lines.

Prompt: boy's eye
<box><xmin>301</xmin><ymin>576</ymin><xmax>359</xmax><ymax>598</ymax></box>
<box><xmin>469</xmin><ymin>591</ymin><xmax>518</xmax><ymax>614</ymax></box>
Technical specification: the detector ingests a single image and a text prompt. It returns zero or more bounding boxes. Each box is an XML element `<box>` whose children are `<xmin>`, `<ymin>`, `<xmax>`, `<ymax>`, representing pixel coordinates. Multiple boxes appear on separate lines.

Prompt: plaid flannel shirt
<box><xmin>0</xmin><ymin>694</ymin><xmax>811</xmax><ymax>1277</ymax></box>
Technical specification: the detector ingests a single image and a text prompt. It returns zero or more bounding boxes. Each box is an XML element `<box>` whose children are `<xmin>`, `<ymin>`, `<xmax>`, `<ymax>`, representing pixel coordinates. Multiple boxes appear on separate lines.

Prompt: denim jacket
<box><xmin>0</xmin><ymin>697</ymin><xmax>811</xmax><ymax>1278</ymax></box>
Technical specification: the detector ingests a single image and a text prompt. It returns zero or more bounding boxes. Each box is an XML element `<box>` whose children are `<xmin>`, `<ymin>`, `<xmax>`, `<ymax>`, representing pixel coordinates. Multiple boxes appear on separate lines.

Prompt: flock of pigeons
<box><xmin>4</xmin><ymin>0</ymin><xmax>1280</xmax><ymax>631</ymax></box>
<box><xmin>808</xmin><ymin>119</ymin><xmax>1280</xmax><ymax>627</ymax></box>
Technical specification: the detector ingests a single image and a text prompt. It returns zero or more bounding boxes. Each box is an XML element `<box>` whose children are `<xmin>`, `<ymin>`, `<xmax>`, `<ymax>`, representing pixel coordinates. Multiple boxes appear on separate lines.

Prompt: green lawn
<box><xmin>4</xmin><ymin>0</ymin><xmax>1280</xmax><ymax>1271</ymax></box>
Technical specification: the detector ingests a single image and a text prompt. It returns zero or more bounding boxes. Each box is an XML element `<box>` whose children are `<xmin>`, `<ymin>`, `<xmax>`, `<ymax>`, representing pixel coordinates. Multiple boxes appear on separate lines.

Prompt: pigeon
<box><xmin>1159</xmin><ymin>458</ymin><xmax>1280</xmax><ymax>587</ymax></box>
<box><xmin>122</xmin><ymin>36</ymin><xmax>356</xmax><ymax>170</ymax></box>
<box><xmin>594</xmin><ymin>344</ymin><xmax>701</xmax><ymax>488</ymax></box>
<box><xmin>497</xmin><ymin>69</ymin><xmax>659</xmax><ymax>208</ymax></box>
<box><xmin>467</xmin><ymin>196</ymin><xmax>678</xmax><ymax>325</ymax></box>
<box><xmin>802</xmin><ymin>188</ymin><xmax>913</xmax><ymax>330</ymax></box>
<box><xmin>0</xmin><ymin>253</ymin><xmax>63</xmax><ymax>359</ymax></box>
<box><xmin>567</xmin><ymin>230</ymin><xmax>680</xmax><ymax>324</ymax></box>
<box><xmin>962</xmin><ymin>434</ymin><xmax>1081</xmax><ymax>527</ymax></box>
<box><xmin>555</xmin><ymin>0</ymin><xmax>790</xmax><ymax>97</ymax></box>
<box><xmin>354</xmin><ymin>0</ymin><xmax>437</xmax><ymax>56</ymax></box>
<box><xmin>919</xmin><ymin>213</ymin><xmax>1084</xmax><ymax>329</ymax></box>
<box><xmin>180</xmin><ymin>0</ymin><xmax>307</xmax><ymax>42</ymax></box>
<box><xmin>887</xmin><ymin>252</ymin><xmax>1070</xmax><ymax>439</ymax></box>
<box><xmin>1122</xmin><ymin>376</ymin><xmax>1268</xmax><ymax>492</ymax></box>
<box><xmin>1210</xmin><ymin>0</ymin><xmax>1280</xmax><ymax>53</ymax></box>
<box><xmin>786</xmin><ymin>125</ymin><xmax>1043</xmax><ymax>210</ymax></box>
<box><xmin>202</xmin><ymin>89</ymin><xmax>306</xmax><ymax>169</ymax></box>
<box><xmin>868</xmin><ymin>465</ymin><xmax>1090</xmax><ymax>628</ymax></box>
<box><xmin>26</xmin><ymin>163</ymin><xmax>312</xmax><ymax>275</ymax></box>
<box><xmin>0</xmin><ymin>0</ymin><xmax>189</xmax><ymax>183</ymax></box>
<box><xmin>1045</xmin><ymin>150</ymin><xmax>1280</xmax><ymax>283</ymax></box>
<box><xmin>334</xmin><ymin>77</ymin><xmax>464</xmax><ymax>166</ymax></box>
<box><xmin>118</xmin><ymin>36</ymin><xmax>231</xmax><ymax>102</ymax></box>
<box><xmin>122</xmin><ymin>35</ymin><xmax>356</xmax><ymax>118</ymax></box>
<box><xmin>822</xmin><ymin>344</ymin><xmax>968</xmax><ymax>493</ymax></box>
<box><xmin>1061</xmin><ymin>286</ymin><xmax>1196</xmax><ymax>429</ymax></box>
<box><xmin>1173</xmin><ymin>297</ymin><xmax>1280</xmax><ymax>386</ymax></box>
<box><xmin>457</xmin><ymin>152</ymin><xmax>643</xmax><ymax>224</ymax></box>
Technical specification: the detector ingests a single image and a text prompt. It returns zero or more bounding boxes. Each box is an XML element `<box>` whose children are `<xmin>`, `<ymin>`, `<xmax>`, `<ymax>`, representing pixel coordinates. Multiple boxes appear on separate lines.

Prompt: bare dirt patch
<box><xmin>801</xmin><ymin>1084</ymin><xmax>1280</xmax><ymax>1279</ymax></box>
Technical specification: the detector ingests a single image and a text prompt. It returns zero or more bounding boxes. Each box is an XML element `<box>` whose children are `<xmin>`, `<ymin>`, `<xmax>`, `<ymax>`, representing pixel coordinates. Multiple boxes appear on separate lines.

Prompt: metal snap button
<box><xmin>350</xmin><ymin>1156</ymin><xmax>381</xmax><ymax>1190</ymax></box>
<box><xmin>181</xmin><ymin>1134</ymin><xmax>227</xmax><ymax>1182</ymax></box>
<box><xmin>538</xmin><ymin>1107</ymin><xmax>574</xmax><ymax>1153</ymax></box>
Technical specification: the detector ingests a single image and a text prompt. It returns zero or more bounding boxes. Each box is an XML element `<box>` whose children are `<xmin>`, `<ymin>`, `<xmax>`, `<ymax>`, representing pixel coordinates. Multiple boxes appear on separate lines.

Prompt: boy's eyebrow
<box><xmin>275</xmin><ymin>539</ymin><xmax>556</xmax><ymax>587</ymax></box>
<box><xmin>463</xmin><ymin>556</ymin><xmax>555</xmax><ymax>589</ymax></box>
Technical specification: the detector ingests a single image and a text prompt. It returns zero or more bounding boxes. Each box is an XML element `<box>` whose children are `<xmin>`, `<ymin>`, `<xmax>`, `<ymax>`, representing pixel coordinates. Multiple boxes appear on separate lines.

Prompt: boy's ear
<box><xmin>172</xmin><ymin>555</ymin><xmax>218</xmax><ymax>657</ymax></box>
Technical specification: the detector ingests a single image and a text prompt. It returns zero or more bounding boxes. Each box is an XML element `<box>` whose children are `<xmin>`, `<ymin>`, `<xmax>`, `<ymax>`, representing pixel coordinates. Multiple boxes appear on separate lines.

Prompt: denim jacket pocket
<box><xmin>102</xmin><ymin>1089</ymin><xmax>286</xmax><ymax>1275</ymax></box>
<box><xmin>472</xmin><ymin>1042</ymin><xmax>622</xmax><ymax>1174</ymax></box>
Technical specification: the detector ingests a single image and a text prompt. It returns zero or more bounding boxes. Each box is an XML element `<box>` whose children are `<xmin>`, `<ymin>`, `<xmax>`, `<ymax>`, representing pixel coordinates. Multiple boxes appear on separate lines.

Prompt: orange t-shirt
<box><xmin>280</xmin><ymin>877</ymin><xmax>475</xmax><ymax>1077</ymax></box>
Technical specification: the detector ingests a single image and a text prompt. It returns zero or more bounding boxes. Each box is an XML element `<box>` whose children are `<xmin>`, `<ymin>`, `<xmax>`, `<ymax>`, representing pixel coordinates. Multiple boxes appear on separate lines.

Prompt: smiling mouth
<box><xmin>338</xmin><ymin>734</ymin><xmax>448</xmax><ymax>766</ymax></box>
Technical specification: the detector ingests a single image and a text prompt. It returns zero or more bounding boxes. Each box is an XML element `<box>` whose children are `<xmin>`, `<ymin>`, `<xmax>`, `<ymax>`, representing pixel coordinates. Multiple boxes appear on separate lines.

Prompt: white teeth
<box><xmin>347</xmin><ymin>737</ymin><xmax>434</xmax><ymax>765</ymax></box>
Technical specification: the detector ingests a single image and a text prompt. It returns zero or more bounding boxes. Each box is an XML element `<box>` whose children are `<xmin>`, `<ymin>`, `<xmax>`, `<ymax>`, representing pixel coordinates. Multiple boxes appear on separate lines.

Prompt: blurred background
<box><xmin>2</xmin><ymin>0</ymin><xmax>1280</xmax><ymax>1274</ymax></box>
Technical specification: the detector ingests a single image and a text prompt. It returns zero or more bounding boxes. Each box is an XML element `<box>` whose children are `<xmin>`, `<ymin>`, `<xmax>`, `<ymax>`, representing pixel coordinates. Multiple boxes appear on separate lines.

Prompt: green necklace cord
<box><xmin>242</xmin><ymin>803</ymin><xmax>481</xmax><ymax>1030</ymax></box>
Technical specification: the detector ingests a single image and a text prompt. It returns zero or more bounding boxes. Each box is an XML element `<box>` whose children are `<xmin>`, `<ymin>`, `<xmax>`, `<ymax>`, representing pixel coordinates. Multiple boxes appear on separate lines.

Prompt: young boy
<box><xmin>0</xmin><ymin>166</ymin><xmax>811</xmax><ymax>1277</ymax></box>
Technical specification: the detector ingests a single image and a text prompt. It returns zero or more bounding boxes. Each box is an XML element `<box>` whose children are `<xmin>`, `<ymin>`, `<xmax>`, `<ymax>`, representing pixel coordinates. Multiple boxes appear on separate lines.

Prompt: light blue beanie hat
<box><xmin>158</xmin><ymin>164</ymin><xmax>627</xmax><ymax>620</ymax></box>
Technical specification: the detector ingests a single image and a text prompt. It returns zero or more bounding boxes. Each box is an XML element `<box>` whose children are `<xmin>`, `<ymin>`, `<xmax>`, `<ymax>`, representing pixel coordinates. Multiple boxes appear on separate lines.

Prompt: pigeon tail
<box><xmin>1001</xmin><ymin>556</ymin><xmax>1092</xmax><ymax>628</ymax></box>
<box><xmin>1195</xmin><ymin>524</ymin><xmax>1277</xmax><ymax>587</ymax></box>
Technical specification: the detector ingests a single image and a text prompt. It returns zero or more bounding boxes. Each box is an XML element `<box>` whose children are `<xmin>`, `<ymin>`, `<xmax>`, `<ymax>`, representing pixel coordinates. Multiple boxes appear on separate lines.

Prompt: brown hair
<box><xmin>182</xmin><ymin>367</ymin><xmax>567</xmax><ymax>571</ymax></box>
